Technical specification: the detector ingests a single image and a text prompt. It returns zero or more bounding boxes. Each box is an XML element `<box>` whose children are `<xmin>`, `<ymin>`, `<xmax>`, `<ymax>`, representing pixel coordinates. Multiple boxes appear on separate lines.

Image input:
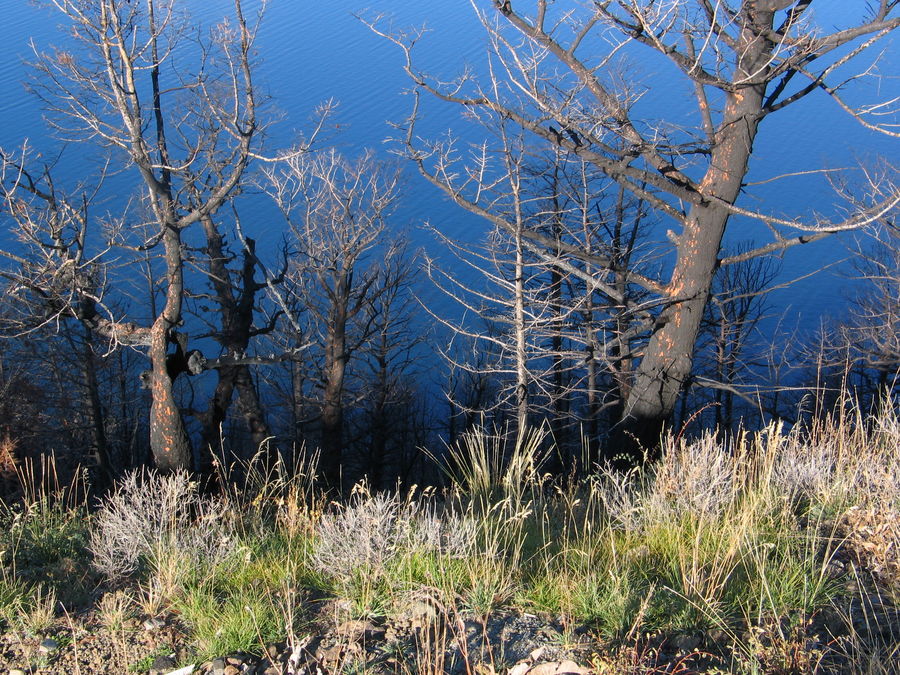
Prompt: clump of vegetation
<box><xmin>0</xmin><ymin>463</ymin><xmax>93</xmax><ymax>633</ymax></box>
<box><xmin>89</xmin><ymin>469</ymin><xmax>233</xmax><ymax>584</ymax></box>
<box><xmin>0</xmin><ymin>406</ymin><xmax>898</xmax><ymax>672</ymax></box>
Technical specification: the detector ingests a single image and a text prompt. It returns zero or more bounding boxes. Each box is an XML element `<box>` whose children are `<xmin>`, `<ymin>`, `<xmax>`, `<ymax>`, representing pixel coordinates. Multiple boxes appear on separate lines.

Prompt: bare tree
<box><xmin>681</xmin><ymin>247</ymin><xmax>779</xmax><ymax>435</ymax></box>
<box><xmin>262</xmin><ymin>149</ymin><xmax>405</xmax><ymax>487</ymax></box>
<box><xmin>0</xmin><ymin>0</ymin><xmax>280</xmax><ymax>472</ymax></box>
<box><xmin>830</xmin><ymin>219</ymin><xmax>900</xmax><ymax>400</ymax></box>
<box><xmin>372</xmin><ymin>0</ymin><xmax>900</xmax><ymax>459</ymax></box>
<box><xmin>350</xmin><ymin>246</ymin><xmax>428</xmax><ymax>489</ymax></box>
<box><xmin>189</xmin><ymin>222</ymin><xmax>279</xmax><ymax>473</ymax></box>
<box><xmin>422</xmin><ymin>123</ymin><xmax>546</xmax><ymax>438</ymax></box>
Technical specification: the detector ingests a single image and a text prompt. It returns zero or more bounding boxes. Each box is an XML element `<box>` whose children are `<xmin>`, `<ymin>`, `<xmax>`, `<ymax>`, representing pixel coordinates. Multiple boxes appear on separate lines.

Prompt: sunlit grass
<box><xmin>0</xmin><ymin>401</ymin><xmax>897</xmax><ymax>671</ymax></box>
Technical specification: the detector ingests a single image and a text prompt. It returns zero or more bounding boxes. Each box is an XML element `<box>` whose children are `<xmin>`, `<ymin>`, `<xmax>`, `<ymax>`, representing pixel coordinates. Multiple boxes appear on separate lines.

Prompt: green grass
<box><xmin>0</xmin><ymin>491</ymin><xmax>94</xmax><ymax>628</ymax></box>
<box><xmin>0</xmin><ymin>404</ymin><xmax>898</xmax><ymax>672</ymax></box>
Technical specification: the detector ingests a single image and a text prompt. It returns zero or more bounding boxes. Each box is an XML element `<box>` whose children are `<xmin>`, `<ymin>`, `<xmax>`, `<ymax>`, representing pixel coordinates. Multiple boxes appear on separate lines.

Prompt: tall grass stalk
<box><xmin>3</xmin><ymin>402</ymin><xmax>897</xmax><ymax>671</ymax></box>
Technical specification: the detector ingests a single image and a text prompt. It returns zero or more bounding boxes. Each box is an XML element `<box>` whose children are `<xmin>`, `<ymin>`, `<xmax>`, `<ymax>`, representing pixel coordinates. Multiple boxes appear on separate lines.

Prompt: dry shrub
<box><xmin>311</xmin><ymin>490</ymin><xmax>474</xmax><ymax>582</ymax></box>
<box><xmin>89</xmin><ymin>469</ymin><xmax>233</xmax><ymax>582</ymax></box>
<box><xmin>647</xmin><ymin>433</ymin><xmax>737</xmax><ymax>520</ymax></box>
<box><xmin>768</xmin><ymin>403</ymin><xmax>900</xmax><ymax>512</ymax></box>
<box><xmin>839</xmin><ymin>505</ymin><xmax>900</xmax><ymax>587</ymax></box>
<box><xmin>772</xmin><ymin>435</ymin><xmax>840</xmax><ymax>504</ymax></box>
<box><xmin>594</xmin><ymin>467</ymin><xmax>644</xmax><ymax>531</ymax></box>
<box><xmin>856</xmin><ymin>409</ymin><xmax>900</xmax><ymax>509</ymax></box>
<box><xmin>312</xmin><ymin>491</ymin><xmax>400</xmax><ymax>581</ymax></box>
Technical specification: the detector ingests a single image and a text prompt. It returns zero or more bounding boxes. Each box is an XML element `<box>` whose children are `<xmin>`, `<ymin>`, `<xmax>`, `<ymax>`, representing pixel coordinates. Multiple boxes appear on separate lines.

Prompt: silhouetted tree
<box><xmin>262</xmin><ymin>149</ymin><xmax>406</xmax><ymax>488</ymax></box>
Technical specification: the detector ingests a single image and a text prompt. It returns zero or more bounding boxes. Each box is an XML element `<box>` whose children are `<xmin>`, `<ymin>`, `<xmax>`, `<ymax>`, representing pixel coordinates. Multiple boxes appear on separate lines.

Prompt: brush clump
<box><xmin>1</xmin><ymin>406</ymin><xmax>899</xmax><ymax>674</ymax></box>
<box><xmin>89</xmin><ymin>469</ymin><xmax>233</xmax><ymax>582</ymax></box>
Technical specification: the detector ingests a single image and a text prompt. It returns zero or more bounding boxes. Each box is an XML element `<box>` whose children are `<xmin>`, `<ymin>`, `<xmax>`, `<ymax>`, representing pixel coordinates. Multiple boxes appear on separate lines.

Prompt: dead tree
<box><xmin>262</xmin><ymin>149</ymin><xmax>405</xmax><ymax>488</ymax></box>
<box><xmin>0</xmin><ymin>0</ymin><xmax>272</xmax><ymax>472</ymax></box>
<box><xmin>189</xmin><ymin>219</ymin><xmax>280</xmax><ymax>473</ymax></box>
<box><xmin>687</xmin><ymin>246</ymin><xmax>780</xmax><ymax>434</ymax></box>
<box><xmin>424</xmin><ymin>133</ymin><xmax>653</xmax><ymax>466</ymax></box>
<box><xmin>372</xmin><ymin>0</ymin><xmax>900</xmax><ymax>460</ymax></box>
<box><xmin>350</xmin><ymin>246</ymin><xmax>425</xmax><ymax>489</ymax></box>
<box><xmin>827</xmin><ymin>215</ymin><xmax>900</xmax><ymax>402</ymax></box>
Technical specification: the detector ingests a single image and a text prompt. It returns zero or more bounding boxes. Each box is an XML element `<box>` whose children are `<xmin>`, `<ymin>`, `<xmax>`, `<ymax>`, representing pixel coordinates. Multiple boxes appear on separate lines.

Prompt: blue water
<box><xmin>1</xmin><ymin>1</ymin><xmax>897</xmax><ymax>342</ymax></box>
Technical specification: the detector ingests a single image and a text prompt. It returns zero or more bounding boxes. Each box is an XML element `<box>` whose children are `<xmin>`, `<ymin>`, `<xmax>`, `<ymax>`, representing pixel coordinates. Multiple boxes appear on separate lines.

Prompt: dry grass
<box><xmin>1</xmin><ymin>400</ymin><xmax>898</xmax><ymax>672</ymax></box>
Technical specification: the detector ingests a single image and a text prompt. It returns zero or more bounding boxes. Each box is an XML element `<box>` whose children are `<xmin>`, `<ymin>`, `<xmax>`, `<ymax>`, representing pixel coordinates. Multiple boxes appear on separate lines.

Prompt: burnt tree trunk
<box><xmin>148</xmin><ymin>225</ymin><xmax>193</xmax><ymax>473</ymax></box>
<box><xmin>320</xmin><ymin>273</ymin><xmax>350</xmax><ymax>488</ymax></box>
<box><xmin>617</xmin><ymin>7</ymin><xmax>776</xmax><ymax>458</ymax></box>
<box><xmin>80</xmin><ymin>328</ymin><xmax>113</xmax><ymax>483</ymax></box>
<box><xmin>196</xmin><ymin>217</ymin><xmax>274</xmax><ymax>471</ymax></box>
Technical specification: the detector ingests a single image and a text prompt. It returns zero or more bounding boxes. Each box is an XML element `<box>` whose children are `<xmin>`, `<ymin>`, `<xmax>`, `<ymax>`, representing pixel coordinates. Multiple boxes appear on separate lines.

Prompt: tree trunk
<box><xmin>234</xmin><ymin>366</ymin><xmax>273</xmax><ymax>462</ymax></box>
<box><xmin>617</xmin><ymin>8</ymin><xmax>775</xmax><ymax>459</ymax></box>
<box><xmin>198</xmin><ymin>365</ymin><xmax>237</xmax><ymax>473</ymax></box>
<box><xmin>320</xmin><ymin>283</ymin><xmax>349</xmax><ymax>488</ymax></box>
<box><xmin>197</xmin><ymin>218</ymin><xmax>275</xmax><ymax>472</ymax></box>
<box><xmin>148</xmin><ymin>225</ymin><xmax>193</xmax><ymax>473</ymax></box>
<box><xmin>513</xmin><ymin>228</ymin><xmax>529</xmax><ymax>437</ymax></box>
<box><xmin>81</xmin><ymin>328</ymin><xmax>113</xmax><ymax>484</ymax></box>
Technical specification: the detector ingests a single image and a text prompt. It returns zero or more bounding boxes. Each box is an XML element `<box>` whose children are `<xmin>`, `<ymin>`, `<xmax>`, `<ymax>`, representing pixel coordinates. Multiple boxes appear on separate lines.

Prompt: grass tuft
<box><xmin>2</xmin><ymin>402</ymin><xmax>898</xmax><ymax>671</ymax></box>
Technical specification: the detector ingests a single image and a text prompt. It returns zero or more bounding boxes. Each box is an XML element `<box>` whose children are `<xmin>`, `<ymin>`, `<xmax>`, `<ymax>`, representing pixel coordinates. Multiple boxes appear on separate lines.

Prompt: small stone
<box><xmin>163</xmin><ymin>666</ymin><xmax>195</xmax><ymax>675</ymax></box>
<box><xmin>144</xmin><ymin>617</ymin><xmax>166</xmax><ymax>631</ymax></box>
<box><xmin>316</xmin><ymin>644</ymin><xmax>344</xmax><ymax>664</ymax></box>
<box><xmin>10</xmin><ymin>669</ymin><xmax>27</xmax><ymax>675</ymax></box>
<box><xmin>400</xmin><ymin>599</ymin><xmax>440</xmax><ymax>629</ymax></box>
<box><xmin>334</xmin><ymin>619</ymin><xmax>375</xmax><ymax>642</ymax></box>
<box><xmin>672</xmin><ymin>633</ymin><xmax>701</xmax><ymax>653</ymax></box>
<box><xmin>150</xmin><ymin>653</ymin><xmax>177</xmax><ymax>674</ymax></box>
<box><xmin>222</xmin><ymin>666</ymin><xmax>239</xmax><ymax>675</ymax></box>
<box><xmin>38</xmin><ymin>638</ymin><xmax>59</xmax><ymax>653</ymax></box>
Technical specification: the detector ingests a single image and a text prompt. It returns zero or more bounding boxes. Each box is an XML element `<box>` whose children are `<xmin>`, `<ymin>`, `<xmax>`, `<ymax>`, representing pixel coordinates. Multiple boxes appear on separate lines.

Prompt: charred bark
<box><xmin>616</xmin><ymin>8</ymin><xmax>776</xmax><ymax>461</ymax></box>
<box><xmin>196</xmin><ymin>216</ymin><xmax>275</xmax><ymax>472</ymax></box>
<box><xmin>319</xmin><ymin>278</ymin><xmax>350</xmax><ymax>488</ymax></box>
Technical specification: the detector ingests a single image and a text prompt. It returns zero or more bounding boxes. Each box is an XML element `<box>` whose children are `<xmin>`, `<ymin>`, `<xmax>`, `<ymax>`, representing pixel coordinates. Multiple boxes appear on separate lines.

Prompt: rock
<box><xmin>144</xmin><ymin>617</ymin><xmax>166</xmax><ymax>631</ymax></box>
<box><xmin>527</xmin><ymin>661</ymin><xmax>590</xmax><ymax>675</ymax></box>
<box><xmin>508</xmin><ymin>664</ymin><xmax>531</xmax><ymax>675</ymax></box>
<box><xmin>254</xmin><ymin>664</ymin><xmax>281</xmax><ymax>675</ymax></box>
<box><xmin>334</xmin><ymin>619</ymin><xmax>375</xmax><ymax>642</ymax></box>
<box><xmin>316</xmin><ymin>643</ymin><xmax>347</xmax><ymax>666</ymax></box>
<box><xmin>529</xmin><ymin>646</ymin><xmax>546</xmax><ymax>662</ymax></box>
<box><xmin>150</xmin><ymin>653</ymin><xmax>177</xmax><ymax>675</ymax></box>
<box><xmin>222</xmin><ymin>666</ymin><xmax>239</xmax><ymax>675</ymax></box>
<box><xmin>210</xmin><ymin>657</ymin><xmax>226</xmax><ymax>675</ymax></box>
<box><xmin>671</xmin><ymin>633</ymin><xmax>700</xmax><ymax>653</ymax></box>
<box><xmin>399</xmin><ymin>598</ymin><xmax>440</xmax><ymax>629</ymax></box>
<box><xmin>9</xmin><ymin>669</ymin><xmax>27</xmax><ymax>675</ymax></box>
<box><xmin>38</xmin><ymin>638</ymin><xmax>59</xmax><ymax>653</ymax></box>
<box><xmin>164</xmin><ymin>667</ymin><xmax>195</xmax><ymax>675</ymax></box>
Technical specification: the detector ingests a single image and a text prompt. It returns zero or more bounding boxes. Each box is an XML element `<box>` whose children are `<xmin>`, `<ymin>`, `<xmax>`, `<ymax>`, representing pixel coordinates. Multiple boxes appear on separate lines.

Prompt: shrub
<box><xmin>90</xmin><ymin>470</ymin><xmax>233</xmax><ymax>582</ymax></box>
<box><xmin>647</xmin><ymin>433</ymin><xmax>737</xmax><ymax>521</ymax></box>
<box><xmin>311</xmin><ymin>491</ymin><xmax>475</xmax><ymax>583</ymax></box>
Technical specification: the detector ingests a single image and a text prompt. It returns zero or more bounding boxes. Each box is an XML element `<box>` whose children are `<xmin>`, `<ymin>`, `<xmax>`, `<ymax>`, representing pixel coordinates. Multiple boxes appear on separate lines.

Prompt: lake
<box><xmin>1</xmin><ymin>0</ymin><xmax>897</xmax><ymax>348</ymax></box>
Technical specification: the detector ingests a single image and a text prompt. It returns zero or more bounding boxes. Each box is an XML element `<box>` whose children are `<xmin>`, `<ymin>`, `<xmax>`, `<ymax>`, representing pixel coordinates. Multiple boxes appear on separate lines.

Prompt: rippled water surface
<box><xmin>0</xmin><ymin>1</ymin><xmax>897</xmax><ymax>327</ymax></box>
